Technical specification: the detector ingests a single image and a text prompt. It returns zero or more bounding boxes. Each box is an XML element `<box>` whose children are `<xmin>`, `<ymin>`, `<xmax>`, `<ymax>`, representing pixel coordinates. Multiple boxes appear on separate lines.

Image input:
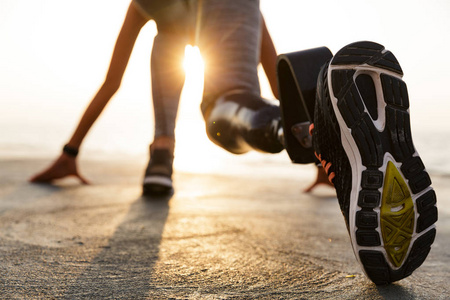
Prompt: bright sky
<box><xmin>0</xmin><ymin>0</ymin><xmax>449</xmax><ymax>171</ymax></box>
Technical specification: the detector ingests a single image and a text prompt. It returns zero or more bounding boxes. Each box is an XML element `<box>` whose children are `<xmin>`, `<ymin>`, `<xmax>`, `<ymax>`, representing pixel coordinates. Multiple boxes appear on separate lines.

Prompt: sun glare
<box><xmin>176</xmin><ymin>45</ymin><xmax>280</xmax><ymax>174</ymax></box>
<box><xmin>182</xmin><ymin>45</ymin><xmax>205</xmax><ymax>96</ymax></box>
<box><xmin>175</xmin><ymin>45</ymin><xmax>216</xmax><ymax>172</ymax></box>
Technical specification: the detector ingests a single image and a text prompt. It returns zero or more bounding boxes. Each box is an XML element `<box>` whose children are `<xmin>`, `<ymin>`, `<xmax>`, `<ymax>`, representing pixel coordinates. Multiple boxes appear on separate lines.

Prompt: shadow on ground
<box><xmin>64</xmin><ymin>194</ymin><xmax>171</xmax><ymax>298</ymax></box>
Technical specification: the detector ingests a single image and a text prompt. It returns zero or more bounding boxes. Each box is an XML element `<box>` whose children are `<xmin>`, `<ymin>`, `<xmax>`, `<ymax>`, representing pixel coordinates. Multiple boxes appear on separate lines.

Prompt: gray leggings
<box><xmin>133</xmin><ymin>0</ymin><xmax>194</xmax><ymax>138</ymax></box>
<box><xmin>199</xmin><ymin>0</ymin><xmax>282</xmax><ymax>154</ymax></box>
<box><xmin>134</xmin><ymin>0</ymin><xmax>266</xmax><ymax>145</ymax></box>
<box><xmin>198</xmin><ymin>0</ymin><xmax>262</xmax><ymax>113</ymax></box>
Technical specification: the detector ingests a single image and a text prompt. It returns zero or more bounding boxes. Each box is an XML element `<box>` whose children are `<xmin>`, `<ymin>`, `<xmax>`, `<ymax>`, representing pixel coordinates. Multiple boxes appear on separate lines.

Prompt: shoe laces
<box><xmin>310</xmin><ymin>123</ymin><xmax>336</xmax><ymax>183</ymax></box>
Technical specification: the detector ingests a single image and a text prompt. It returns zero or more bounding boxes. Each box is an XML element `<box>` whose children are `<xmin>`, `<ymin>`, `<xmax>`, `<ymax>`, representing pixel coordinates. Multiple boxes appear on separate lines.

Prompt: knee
<box><xmin>202</xmin><ymin>92</ymin><xmax>252</xmax><ymax>154</ymax></box>
<box><xmin>201</xmin><ymin>91</ymin><xmax>283</xmax><ymax>154</ymax></box>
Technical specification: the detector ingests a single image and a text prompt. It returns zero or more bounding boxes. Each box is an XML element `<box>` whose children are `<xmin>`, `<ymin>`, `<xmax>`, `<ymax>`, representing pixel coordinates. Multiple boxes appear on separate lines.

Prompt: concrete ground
<box><xmin>0</xmin><ymin>158</ymin><xmax>448</xmax><ymax>299</ymax></box>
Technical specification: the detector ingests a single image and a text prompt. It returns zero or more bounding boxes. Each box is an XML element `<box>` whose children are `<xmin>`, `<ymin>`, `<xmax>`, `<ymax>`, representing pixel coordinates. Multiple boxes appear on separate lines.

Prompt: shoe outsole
<box><xmin>143</xmin><ymin>176</ymin><xmax>173</xmax><ymax>196</ymax></box>
<box><xmin>327</xmin><ymin>41</ymin><xmax>437</xmax><ymax>284</ymax></box>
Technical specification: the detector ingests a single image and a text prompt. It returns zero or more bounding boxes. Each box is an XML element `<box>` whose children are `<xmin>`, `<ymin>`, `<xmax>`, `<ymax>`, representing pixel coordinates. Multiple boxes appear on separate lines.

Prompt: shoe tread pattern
<box><xmin>332</xmin><ymin>41</ymin><xmax>403</xmax><ymax>75</ymax></box>
<box><xmin>329</xmin><ymin>41</ymin><xmax>437</xmax><ymax>284</ymax></box>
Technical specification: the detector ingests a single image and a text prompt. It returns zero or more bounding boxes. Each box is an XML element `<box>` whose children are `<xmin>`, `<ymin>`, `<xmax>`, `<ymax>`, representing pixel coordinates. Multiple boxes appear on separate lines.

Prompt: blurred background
<box><xmin>0</xmin><ymin>0</ymin><xmax>449</xmax><ymax>176</ymax></box>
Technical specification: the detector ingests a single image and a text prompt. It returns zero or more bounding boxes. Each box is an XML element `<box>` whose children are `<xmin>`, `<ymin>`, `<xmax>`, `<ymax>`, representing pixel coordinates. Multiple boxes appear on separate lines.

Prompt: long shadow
<box><xmin>64</xmin><ymin>193</ymin><xmax>172</xmax><ymax>299</ymax></box>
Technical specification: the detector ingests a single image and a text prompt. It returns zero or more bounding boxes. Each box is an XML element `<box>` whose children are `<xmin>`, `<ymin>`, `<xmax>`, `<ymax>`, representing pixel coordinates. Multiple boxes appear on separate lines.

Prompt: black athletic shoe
<box><xmin>312</xmin><ymin>41</ymin><xmax>437</xmax><ymax>285</ymax></box>
<box><xmin>143</xmin><ymin>148</ymin><xmax>174</xmax><ymax>195</ymax></box>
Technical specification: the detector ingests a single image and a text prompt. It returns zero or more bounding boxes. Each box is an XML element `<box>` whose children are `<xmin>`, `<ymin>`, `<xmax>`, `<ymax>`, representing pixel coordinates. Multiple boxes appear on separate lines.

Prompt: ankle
<box><xmin>151</xmin><ymin>136</ymin><xmax>175</xmax><ymax>153</ymax></box>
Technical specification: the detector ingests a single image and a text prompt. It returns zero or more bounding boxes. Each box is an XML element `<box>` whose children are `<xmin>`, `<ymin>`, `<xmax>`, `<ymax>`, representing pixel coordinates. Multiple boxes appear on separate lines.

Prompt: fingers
<box><xmin>303</xmin><ymin>183</ymin><xmax>317</xmax><ymax>193</ymax></box>
<box><xmin>303</xmin><ymin>167</ymin><xmax>334</xmax><ymax>193</ymax></box>
<box><xmin>30</xmin><ymin>171</ymin><xmax>90</xmax><ymax>185</ymax></box>
<box><xmin>76</xmin><ymin>173</ymin><xmax>90</xmax><ymax>185</ymax></box>
<box><xmin>29</xmin><ymin>154</ymin><xmax>90</xmax><ymax>185</ymax></box>
<box><xmin>29</xmin><ymin>169</ymin><xmax>58</xmax><ymax>183</ymax></box>
<box><xmin>303</xmin><ymin>181</ymin><xmax>334</xmax><ymax>193</ymax></box>
<box><xmin>29</xmin><ymin>174</ymin><xmax>49</xmax><ymax>183</ymax></box>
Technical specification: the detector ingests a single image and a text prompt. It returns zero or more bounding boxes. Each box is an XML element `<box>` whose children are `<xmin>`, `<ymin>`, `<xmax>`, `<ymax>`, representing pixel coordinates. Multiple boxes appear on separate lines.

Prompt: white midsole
<box><xmin>143</xmin><ymin>176</ymin><xmax>173</xmax><ymax>188</ymax></box>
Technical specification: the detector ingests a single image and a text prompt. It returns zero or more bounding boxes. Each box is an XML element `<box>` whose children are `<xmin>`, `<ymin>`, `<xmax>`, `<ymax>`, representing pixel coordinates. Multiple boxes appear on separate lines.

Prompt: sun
<box><xmin>182</xmin><ymin>45</ymin><xmax>205</xmax><ymax>100</ymax></box>
<box><xmin>176</xmin><ymin>46</ymin><xmax>247</xmax><ymax>173</ymax></box>
<box><xmin>175</xmin><ymin>45</ymin><xmax>215</xmax><ymax>171</ymax></box>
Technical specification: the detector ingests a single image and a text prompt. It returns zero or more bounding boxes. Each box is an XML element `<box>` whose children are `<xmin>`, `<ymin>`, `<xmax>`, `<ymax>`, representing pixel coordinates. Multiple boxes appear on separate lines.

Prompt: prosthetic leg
<box><xmin>277</xmin><ymin>46</ymin><xmax>333</xmax><ymax>163</ymax></box>
<box><xmin>203</xmin><ymin>91</ymin><xmax>284</xmax><ymax>154</ymax></box>
<box><xmin>202</xmin><ymin>47</ymin><xmax>333</xmax><ymax>161</ymax></box>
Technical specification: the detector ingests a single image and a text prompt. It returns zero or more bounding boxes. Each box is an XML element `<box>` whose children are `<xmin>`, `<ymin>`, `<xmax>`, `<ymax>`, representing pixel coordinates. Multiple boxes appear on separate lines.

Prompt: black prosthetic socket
<box><xmin>276</xmin><ymin>47</ymin><xmax>333</xmax><ymax>164</ymax></box>
<box><xmin>203</xmin><ymin>92</ymin><xmax>284</xmax><ymax>154</ymax></box>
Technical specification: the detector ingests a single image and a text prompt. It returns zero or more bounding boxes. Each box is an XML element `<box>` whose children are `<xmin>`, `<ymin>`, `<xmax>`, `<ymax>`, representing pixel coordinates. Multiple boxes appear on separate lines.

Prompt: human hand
<box><xmin>304</xmin><ymin>166</ymin><xmax>334</xmax><ymax>193</ymax></box>
<box><xmin>29</xmin><ymin>153</ymin><xmax>89</xmax><ymax>184</ymax></box>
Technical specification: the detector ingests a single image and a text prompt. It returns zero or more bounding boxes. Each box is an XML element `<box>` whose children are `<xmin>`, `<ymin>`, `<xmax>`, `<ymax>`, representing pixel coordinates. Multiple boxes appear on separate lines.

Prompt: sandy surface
<box><xmin>0</xmin><ymin>158</ymin><xmax>448</xmax><ymax>299</ymax></box>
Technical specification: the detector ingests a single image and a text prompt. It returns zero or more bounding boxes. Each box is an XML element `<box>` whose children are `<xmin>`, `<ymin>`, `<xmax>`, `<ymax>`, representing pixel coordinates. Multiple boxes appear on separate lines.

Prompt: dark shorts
<box><xmin>132</xmin><ymin>0</ymin><xmax>195</xmax><ymax>38</ymax></box>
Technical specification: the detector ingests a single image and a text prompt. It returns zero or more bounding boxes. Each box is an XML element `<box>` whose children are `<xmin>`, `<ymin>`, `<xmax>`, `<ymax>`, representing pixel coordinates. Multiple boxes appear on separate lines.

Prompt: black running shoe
<box><xmin>312</xmin><ymin>41</ymin><xmax>437</xmax><ymax>284</ymax></box>
<box><xmin>143</xmin><ymin>148</ymin><xmax>174</xmax><ymax>195</ymax></box>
